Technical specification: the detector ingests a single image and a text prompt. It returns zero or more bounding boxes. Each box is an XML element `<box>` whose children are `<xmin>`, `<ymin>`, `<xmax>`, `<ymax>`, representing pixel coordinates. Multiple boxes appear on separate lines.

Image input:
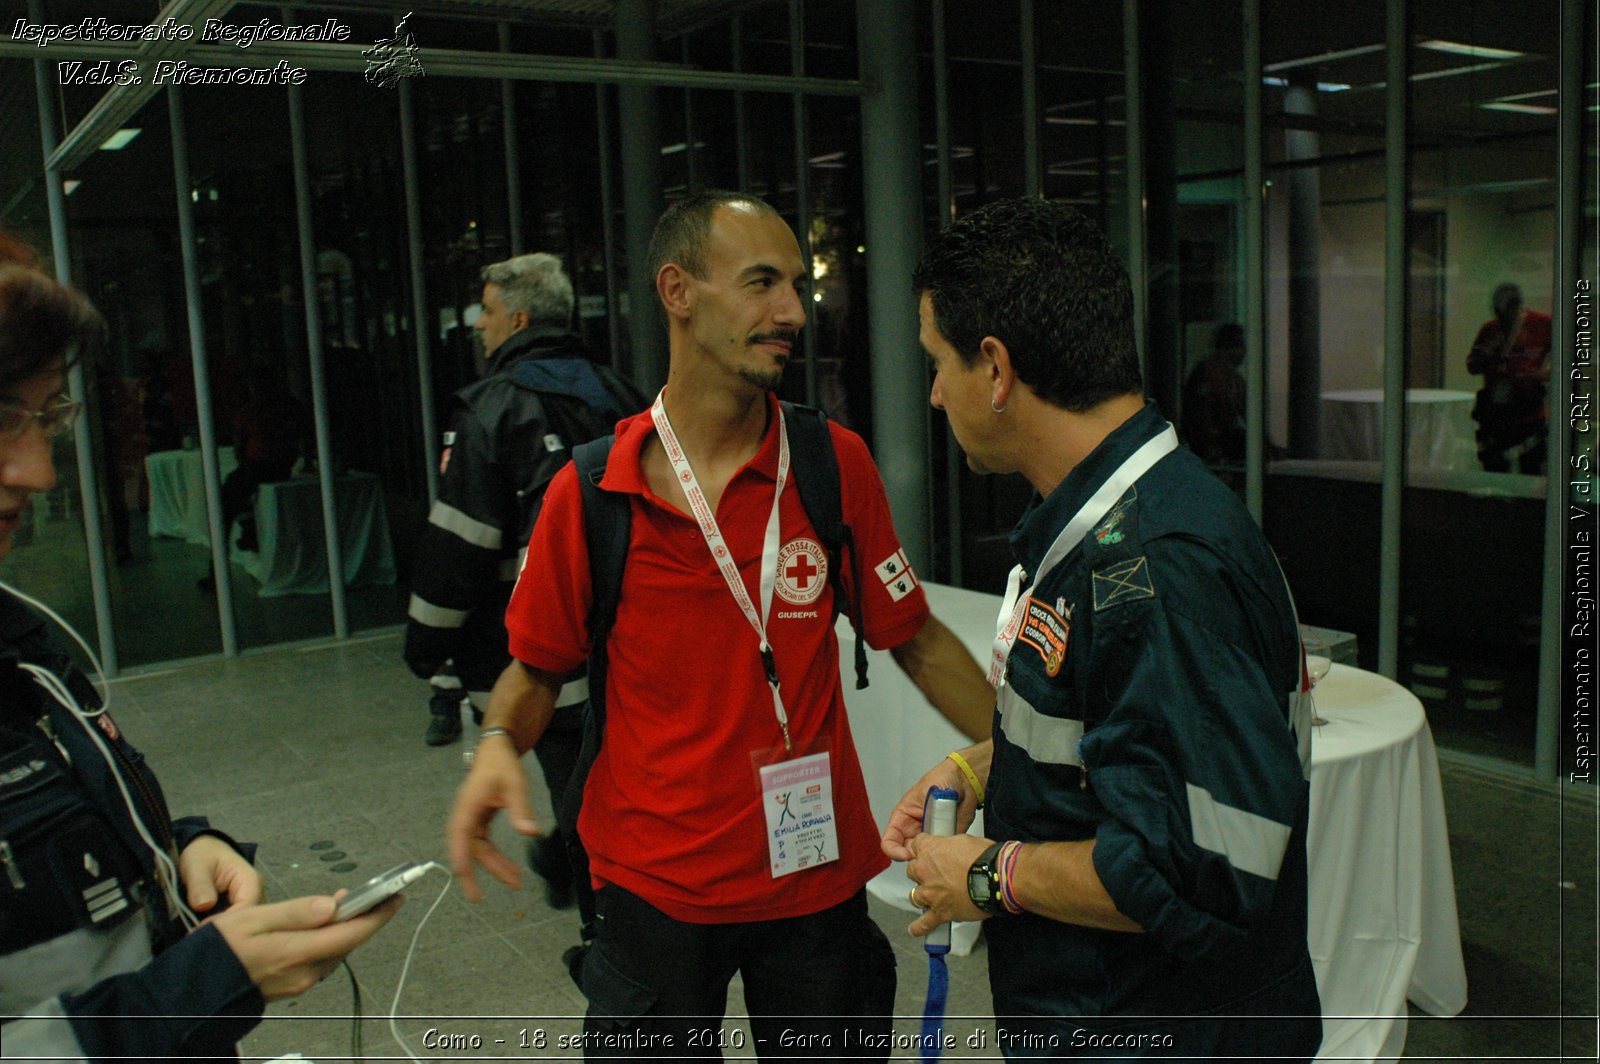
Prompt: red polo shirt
<box><xmin>506</xmin><ymin>395</ymin><xmax>929</xmax><ymax>922</ymax></box>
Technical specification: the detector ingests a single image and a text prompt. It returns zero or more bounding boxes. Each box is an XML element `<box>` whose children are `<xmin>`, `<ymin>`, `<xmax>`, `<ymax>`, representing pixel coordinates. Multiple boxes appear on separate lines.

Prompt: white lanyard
<box><xmin>988</xmin><ymin>426</ymin><xmax>1179</xmax><ymax>687</ymax></box>
<box><xmin>650</xmin><ymin>391</ymin><xmax>795</xmax><ymax>750</ymax></box>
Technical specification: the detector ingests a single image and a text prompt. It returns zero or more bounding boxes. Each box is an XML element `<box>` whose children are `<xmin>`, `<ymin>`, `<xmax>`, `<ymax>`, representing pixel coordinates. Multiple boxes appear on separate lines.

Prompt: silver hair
<box><xmin>480</xmin><ymin>253</ymin><xmax>574</xmax><ymax>326</ymax></box>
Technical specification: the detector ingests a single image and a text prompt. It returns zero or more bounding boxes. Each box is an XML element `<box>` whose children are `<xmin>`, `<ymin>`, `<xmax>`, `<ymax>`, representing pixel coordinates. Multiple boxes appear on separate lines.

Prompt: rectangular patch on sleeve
<box><xmin>876</xmin><ymin>549</ymin><xmax>919</xmax><ymax>601</ymax></box>
<box><xmin>1017</xmin><ymin>598</ymin><xmax>1069</xmax><ymax>676</ymax></box>
<box><xmin>1092</xmin><ymin>556</ymin><xmax>1154</xmax><ymax>611</ymax></box>
<box><xmin>875</xmin><ymin>549</ymin><xmax>909</xmax><ymax>583</ymax></box>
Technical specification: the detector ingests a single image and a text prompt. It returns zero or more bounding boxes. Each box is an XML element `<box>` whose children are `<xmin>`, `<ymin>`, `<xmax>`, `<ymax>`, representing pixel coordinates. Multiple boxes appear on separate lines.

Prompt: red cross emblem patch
<box><xmin>775</xmin><ymin>538</ymin><xmax>828</xmax><ymax>605</ymax></box>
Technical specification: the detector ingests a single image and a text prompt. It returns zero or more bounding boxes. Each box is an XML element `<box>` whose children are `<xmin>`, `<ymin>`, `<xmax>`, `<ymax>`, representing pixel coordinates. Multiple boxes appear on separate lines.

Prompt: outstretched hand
<box><xmin>446</xmin><ymin>736</ymin><xmax>542</xmax><ymax>903</ymax></box>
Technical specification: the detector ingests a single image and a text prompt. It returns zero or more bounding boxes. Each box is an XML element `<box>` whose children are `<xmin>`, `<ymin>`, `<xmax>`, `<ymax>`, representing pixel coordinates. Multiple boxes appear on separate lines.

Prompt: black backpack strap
<box><xmin>781</xmin><ymin>402</ymin><xmax>869</xmax><ymax>690</ymax></box>
<box><xmin>561</xmin><ymin>435</ymin><xmax>630</xmax><ymax>944</ymax></box>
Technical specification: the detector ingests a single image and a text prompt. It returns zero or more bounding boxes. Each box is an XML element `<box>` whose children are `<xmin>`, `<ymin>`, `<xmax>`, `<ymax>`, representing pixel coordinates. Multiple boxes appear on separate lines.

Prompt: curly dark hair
<box><xmin>912</xmin><ymin>198</ymin><xmax>1142</xmax><ymax>412</ymax></box>
<box><xmin>0</xmin><ymin>235</ymin><xmax>103</xmax><ymax>391</ymax></box>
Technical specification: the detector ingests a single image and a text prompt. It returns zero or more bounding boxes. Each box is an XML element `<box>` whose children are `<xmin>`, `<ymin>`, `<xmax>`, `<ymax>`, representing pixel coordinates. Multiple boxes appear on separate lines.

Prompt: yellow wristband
<box><xmin>945</xmin><ymin>751</ymin><xmax>985</xmax><ymax>808</ymax></box>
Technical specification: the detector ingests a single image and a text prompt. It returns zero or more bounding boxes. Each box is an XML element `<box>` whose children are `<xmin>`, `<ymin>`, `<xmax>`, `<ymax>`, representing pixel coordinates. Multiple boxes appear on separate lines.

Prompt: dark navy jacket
<box><xmin>403</xmin><ymin>326</ymin><xmax>644</xmax><ymax>692</ymax></box>
<box><xmin>983</xmin><ymin>403</ymin><xmax>1321</xmax><ymax>1059</ymax></box>
<box><xmin>0</xmin><ymin>592</ymin><xmax>261</xmax><ymax>1061</ymax></box>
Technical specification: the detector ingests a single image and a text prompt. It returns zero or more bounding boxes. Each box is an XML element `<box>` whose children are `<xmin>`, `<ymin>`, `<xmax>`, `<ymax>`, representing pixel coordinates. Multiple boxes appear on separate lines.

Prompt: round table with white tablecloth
<box><xmin>1320</xmin><ymin>388</ymin><xmax>1478</xmax><ymax>471</ymax></box>
<box><xmin>144</xmin><ymin>446</ymin><xmax>238</xmax><ymax>543</ymax></box>
<box><xmin>235</xmin><ymin>472</ymin><xmax>396</xmax><ymax>597</ymax></box>
<box><xmin>1306</xmin><ymin>663</ymin><xmax>1468</xmax><ymax>1062</ymax></box>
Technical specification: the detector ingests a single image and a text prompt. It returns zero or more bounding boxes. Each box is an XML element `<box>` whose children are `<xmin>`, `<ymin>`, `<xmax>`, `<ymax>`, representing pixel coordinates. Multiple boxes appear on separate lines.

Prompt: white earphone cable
<box><xmin>2</xmin><ymin>578</ymin><xmax>193</xmax><ymax>928</ymax></box>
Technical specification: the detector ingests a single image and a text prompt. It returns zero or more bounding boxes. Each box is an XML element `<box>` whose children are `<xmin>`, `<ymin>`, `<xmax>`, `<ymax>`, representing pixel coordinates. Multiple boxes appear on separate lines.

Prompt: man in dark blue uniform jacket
<box><xmin>883</xmin><ymin>198</ymin><xmax>1321</xmax><ymax>1061</ymax></box>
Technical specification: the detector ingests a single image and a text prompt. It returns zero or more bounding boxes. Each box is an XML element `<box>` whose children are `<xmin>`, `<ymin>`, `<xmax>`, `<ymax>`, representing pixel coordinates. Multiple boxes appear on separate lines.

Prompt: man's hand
<box><xmin>882</xmin><ymin>747</ymin><xmax>988</xmax><ymax>861</ymax></box>
<box><xmin>446</xmin><ymin>735</ymin><xmax>541</xmax><ymax>902</ymax></box>
<box><xmin>178</xmin><ymin>834</ymin><xmax>264</xmax><ymax>913</ymax></box>
<box><xmin>211</xmin><ymin>893</ymin><xmax>399</xmax><ymax>1001</ymax></box>
<box><xmin>904</xmin><ymin>832</ymin><xmax>991</xmax><ymax>936</ymax></box>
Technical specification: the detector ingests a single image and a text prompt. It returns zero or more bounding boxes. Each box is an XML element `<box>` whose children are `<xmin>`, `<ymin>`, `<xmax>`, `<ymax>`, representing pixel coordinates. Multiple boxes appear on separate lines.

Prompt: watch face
<box><xmin>968</xmin><ymin>842</ymin><xmax>1006</xmax><ymax>913</ymax></box>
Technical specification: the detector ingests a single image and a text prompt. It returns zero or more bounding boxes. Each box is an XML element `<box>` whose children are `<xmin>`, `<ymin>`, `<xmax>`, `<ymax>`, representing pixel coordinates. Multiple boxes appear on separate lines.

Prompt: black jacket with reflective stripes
<box><xmin>403</xmin><ymin>327</ymin><xmax>646</xmax><ymax>687</ymax></box>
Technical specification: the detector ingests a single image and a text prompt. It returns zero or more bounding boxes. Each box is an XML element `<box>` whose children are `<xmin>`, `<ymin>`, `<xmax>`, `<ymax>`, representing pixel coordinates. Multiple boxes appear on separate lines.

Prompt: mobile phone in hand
<box><xmin>333</xmin><ymin>862</ymin><xmax>430</xmax><ymax>921</ymax></box>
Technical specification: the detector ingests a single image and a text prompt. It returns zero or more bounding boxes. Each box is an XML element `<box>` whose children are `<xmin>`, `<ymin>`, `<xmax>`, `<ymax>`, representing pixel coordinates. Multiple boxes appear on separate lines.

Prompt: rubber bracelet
<box><xmin>945</xmin><ymin>751</ymin><xmax>986</xmax><ymax>808</ymax></box>
<box><xmin>998</xmin><ymin>841</ymin><xmax>1024</xmax><ymax>914</ymax></box>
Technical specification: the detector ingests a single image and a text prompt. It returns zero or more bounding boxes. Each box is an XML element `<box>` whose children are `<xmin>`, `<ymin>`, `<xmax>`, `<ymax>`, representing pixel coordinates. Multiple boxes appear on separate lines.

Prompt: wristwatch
<box><xmin>967</xmin><ymin>840</ymin><xmax>1007</xmax><ymax>915</ymax></box>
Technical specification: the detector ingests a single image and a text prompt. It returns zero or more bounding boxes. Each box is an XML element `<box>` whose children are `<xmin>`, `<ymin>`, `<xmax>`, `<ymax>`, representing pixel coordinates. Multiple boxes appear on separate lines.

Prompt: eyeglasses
<box><xmin>0</xmin><ymin>396</ymin><xmax>83</xmax><ymax>440</ymax></box>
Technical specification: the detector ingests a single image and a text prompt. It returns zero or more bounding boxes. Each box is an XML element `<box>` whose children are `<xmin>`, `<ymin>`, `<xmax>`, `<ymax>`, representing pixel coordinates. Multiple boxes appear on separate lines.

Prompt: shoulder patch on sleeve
<box><xmin>1092</xmin><ymin>487</ymin><xmax>1137</xmax><ymax>546</ymax></box>
<box><xmin>1092</xmin><ymin>556</ymin><xmax>1155</xmax><ymax>611</ymax></box>
<box><xmin>876</xmin><ymin>549</ymin><xmax>919</xmax><ymax>601</ymax></box>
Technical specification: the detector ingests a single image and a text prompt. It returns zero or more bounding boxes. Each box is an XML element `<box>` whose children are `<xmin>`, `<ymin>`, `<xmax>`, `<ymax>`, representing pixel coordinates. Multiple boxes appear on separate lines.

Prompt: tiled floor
<box><xmin>88</xmin><ymin>631</ymin><xmax>1596</xmax><ymax>1062</ymax></box>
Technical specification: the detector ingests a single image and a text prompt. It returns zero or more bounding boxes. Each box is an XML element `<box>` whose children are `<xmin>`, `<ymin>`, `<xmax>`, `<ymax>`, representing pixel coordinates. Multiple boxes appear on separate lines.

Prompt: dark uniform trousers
<box><xmin>577</xmin><ymin>885</ymin><xmax>896</xmax><ymax>1062</ymax></box>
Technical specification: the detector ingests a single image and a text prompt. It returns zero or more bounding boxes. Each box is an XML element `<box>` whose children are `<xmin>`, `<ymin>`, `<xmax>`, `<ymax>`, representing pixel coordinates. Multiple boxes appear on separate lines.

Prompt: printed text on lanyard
<box><xmin>650</xmin><ymin>392</ymin><xmax>795</xmax><ymax>750</ymax></box>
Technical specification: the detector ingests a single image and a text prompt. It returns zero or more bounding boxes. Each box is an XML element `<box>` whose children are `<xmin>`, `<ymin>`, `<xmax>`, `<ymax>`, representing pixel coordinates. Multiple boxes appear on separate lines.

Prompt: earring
<box><xmin>991</xmin><ymin>398</ymin><xmax>1007</xmax><ymax>414</ymax></box>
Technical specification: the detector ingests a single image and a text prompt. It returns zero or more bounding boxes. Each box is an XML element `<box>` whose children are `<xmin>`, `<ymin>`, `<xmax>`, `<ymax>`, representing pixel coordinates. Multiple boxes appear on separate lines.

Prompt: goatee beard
<box><xmin>738</xmin><ymin>365</ymin><xmax>785</xmax><ymax>392</ymax></box>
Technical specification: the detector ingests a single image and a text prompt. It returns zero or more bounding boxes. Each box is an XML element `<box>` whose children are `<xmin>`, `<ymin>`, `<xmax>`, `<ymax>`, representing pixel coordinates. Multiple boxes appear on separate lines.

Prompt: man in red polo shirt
<box><xmin>447</xmin><ymin>191</ymin><xmax>992</xmax><ymax>1057</ymax></box>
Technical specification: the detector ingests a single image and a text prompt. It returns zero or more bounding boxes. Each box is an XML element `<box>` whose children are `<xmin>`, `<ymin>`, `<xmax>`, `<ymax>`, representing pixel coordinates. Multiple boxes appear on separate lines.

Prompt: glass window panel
<box><xmin>181</xmin><ymin>81</ymin><xmax>339</xmax><ymax>651</ymax></box>
<box><xmin>1169</xmin><ymin>3</ymin><xmax>1247</xmax><ymax>490</ymax></box>
<box><xmin>64</xmin><ymin>96</ymin><xmax>232</xmax><ymax>666</ymax></box>
<box><xmin>301</xmin><ymin>72</ymin><xmax>426</xmax><ymax>637</ymax></box>
<box><xmin>935</xmin><ymin>0</ymin><xmax>1128</xmax><ymax>590</ymax></box>
<box><xmin>1400</xmin><ymin>0</ymin><xmax>1557</xmax><ymax>768</ymax></box>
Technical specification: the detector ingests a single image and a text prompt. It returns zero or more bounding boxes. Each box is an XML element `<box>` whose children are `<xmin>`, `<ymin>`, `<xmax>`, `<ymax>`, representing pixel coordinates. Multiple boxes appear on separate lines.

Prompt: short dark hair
<box><xmin>646</xmin><ymin>190</ymin><xmax>784</xmax><ymax>285</ymax></box>
<box><xmin>1492</xmin><ymin>282</ymin><xmax>1522</xmax><ymax>320</ymax></box>
<box><xmin>0</xmin><ymin>239</ymin><xmax>103</xmax><ymax>392</ymax></box>
<box><xmin>912</xmin><ymin>198</ymin><xmax>1143</xmax><ymax>412</ymax></box>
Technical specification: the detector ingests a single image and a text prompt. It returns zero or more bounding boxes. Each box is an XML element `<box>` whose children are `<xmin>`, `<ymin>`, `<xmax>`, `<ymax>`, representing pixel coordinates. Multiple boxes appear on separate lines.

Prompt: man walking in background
<box><xmin>405</xmin><ymin>252</ymin><xmax>642</xmax><ymax>906</ymax></box>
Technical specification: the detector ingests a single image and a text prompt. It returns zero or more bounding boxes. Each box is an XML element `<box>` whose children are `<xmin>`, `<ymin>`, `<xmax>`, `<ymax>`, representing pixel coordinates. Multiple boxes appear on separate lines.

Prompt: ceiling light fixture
<box><xmin>1480</xmin><ymin>101</ymin><xmax>1557</xmax><ymax>114</ymax></box>
<box><xmin>99</xmin><ymin>128</ymin><xmax>141</xmax><ymax>150</ymax></box>
<box><xmin>1417</xmin><ymin>39</ymin><xmax>1524</xmax><ymax>60</ymax></box>
<box><xmin>1264</xmin><ymin>44</ymin><xmax>1385</xmax><ymax>73</ymax></box>
<box><xmin>1411</xmin><ymin>60</ymin><xmax>1519</xmax><ymax>83</ymax></box>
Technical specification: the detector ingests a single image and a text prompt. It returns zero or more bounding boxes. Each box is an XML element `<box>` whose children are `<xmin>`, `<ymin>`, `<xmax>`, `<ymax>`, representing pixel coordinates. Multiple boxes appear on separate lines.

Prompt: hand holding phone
<box><xmin>210</xmin><ymin>887</ymin><xmax>404</xmax><ymax>1002</ymax></box>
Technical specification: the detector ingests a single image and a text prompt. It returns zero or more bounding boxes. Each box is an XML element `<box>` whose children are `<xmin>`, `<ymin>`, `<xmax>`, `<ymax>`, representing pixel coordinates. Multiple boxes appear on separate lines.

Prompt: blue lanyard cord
<box><xmin>918</xmin><ymin>785</ymin><xmax>959</xmax><ymax>1062</ymax></box>
<box><xmin>921</xmin><ymin>945</ymin><xmax>951</xmax><ymax>1063</ymax></box>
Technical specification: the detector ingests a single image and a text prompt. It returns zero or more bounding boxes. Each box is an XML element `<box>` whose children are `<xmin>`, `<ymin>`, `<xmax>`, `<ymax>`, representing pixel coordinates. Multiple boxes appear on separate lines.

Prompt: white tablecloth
<box><xmin>237</xmin><ymin>472</ymin><xmax>396</xmax><ymax>597</ymax></box>
<box><xmin>847</xmin><ymin>583</ymin><xmax>1467</xmax><ymax>1057</ymax></box>
<box><xmin>144</xmin><ymin>446</ymin><xmax>238</xmax><ymax>544</ymax></box>
<box><xmin>1306</xmin><ymin>663</ymin><xmax>1468</xmax><ymax>1062</ymax></box>
<box><xmin>849</xmin><ymin>584</ymin><xmax>997</xmax><ymax>955</ymax></box>
<box><xmin>1320</xmin><ymin>389</ymin><xmax>1478</xmax><ymax>471</ymax></box>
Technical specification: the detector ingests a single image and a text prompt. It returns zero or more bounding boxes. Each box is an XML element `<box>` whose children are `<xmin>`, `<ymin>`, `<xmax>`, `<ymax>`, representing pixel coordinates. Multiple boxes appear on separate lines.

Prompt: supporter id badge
<box><xmin>756</xmin><ymin>750</ymin><xmax>840</xmax><ymax>879</ymax></box>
